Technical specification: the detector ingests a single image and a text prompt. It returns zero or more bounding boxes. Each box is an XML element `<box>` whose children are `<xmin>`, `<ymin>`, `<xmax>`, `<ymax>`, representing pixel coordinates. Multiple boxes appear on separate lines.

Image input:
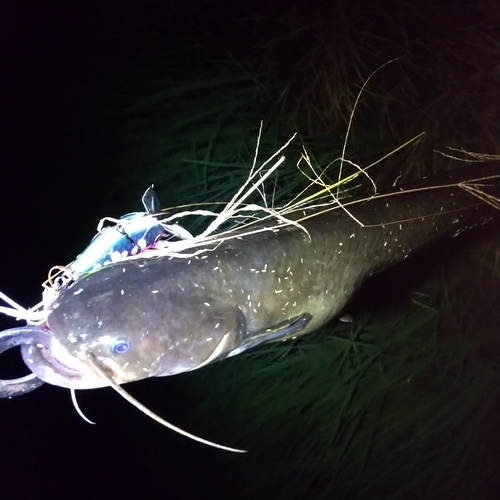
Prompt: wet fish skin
<box><xmin>12</xmin><ymin>163</ymin><xmax>500</xmax><ymax>389</ymax></box>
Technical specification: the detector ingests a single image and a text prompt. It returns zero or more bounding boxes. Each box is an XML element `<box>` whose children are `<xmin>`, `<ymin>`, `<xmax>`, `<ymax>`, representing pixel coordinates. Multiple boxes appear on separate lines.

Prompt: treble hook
<box><xmin>0</xmin><ymin>327</ymin><xmax>46</xmax><ymax>398</ymax></box>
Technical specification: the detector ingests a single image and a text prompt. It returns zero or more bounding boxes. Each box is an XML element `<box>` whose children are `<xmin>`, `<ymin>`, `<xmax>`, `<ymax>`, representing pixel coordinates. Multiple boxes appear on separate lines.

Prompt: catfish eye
<box><xmin>111</xmin><ymin>338</ymin><xmax>131</xmax><ymax>354</ymax></box>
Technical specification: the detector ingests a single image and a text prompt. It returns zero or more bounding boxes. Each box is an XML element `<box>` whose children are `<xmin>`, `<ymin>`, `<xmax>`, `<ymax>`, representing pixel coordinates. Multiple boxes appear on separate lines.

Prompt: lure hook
<box><xmin>0</xmin><ymin>327</ymin><xmax>46</xmax><ymax>398</ymax></box>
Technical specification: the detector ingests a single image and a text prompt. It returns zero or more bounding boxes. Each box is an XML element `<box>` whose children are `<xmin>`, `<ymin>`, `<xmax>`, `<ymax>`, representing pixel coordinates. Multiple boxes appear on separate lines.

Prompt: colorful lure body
<box><xmin>68</xmin><ymin>212</ymin><xmax>166</xmax><ymax>275</ymax></box>
<box><xmin>67</xmin><ymin>186</ymin><xmax>190</xmax><ymax>277</ymax></box>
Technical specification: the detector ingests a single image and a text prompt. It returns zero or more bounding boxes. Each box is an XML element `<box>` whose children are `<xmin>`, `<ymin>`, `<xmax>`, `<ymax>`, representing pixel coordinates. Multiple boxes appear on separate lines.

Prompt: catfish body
<box><xmin>13</xmin><ymin>163</ymin><xmax>500</xmax><ymax>389</ymax></box>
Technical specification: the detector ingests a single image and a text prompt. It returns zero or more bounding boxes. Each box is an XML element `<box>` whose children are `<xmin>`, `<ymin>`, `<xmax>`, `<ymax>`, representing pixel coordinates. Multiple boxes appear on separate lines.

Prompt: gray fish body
<box><xmin>17</xmin><ymin>164</ymin><xmax>500</xmax><ymax>388</ymax></box>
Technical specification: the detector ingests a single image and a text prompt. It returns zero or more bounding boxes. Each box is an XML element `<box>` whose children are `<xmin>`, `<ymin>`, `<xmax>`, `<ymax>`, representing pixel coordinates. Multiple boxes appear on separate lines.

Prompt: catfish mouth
<box><xmin>38</xmin><ymin>345</ymin><xmax>85</xmax><ymax>378</ymax></box>
<box><xmin>17</xmin><ymin>325</ymin><xmax>114</xmax><ymax>389</ymax></box>
<box><xmin>37</xmin><ymin>343</ymin><xmax>118</xmax><ymax>381</ymax></box>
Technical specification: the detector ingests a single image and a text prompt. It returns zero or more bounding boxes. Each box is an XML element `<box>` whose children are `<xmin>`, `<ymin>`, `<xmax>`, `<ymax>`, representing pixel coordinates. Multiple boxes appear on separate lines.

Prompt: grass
<box><xmin>183</xmin><ymin>236</ymin><xmax>500</xmax><ymax>499</ymax></box>
<box><xmin>14</xmin><ymin>1</ymin><xmax>500</xmax><ymax>497</ymax></box>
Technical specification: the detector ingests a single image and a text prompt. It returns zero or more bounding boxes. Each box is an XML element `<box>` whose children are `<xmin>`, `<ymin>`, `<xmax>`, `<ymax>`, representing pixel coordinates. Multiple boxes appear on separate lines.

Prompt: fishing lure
<box><xmin>53</xmin><ymin>186</ymin><xmax>192</xmax><ymax>286</ymax></box>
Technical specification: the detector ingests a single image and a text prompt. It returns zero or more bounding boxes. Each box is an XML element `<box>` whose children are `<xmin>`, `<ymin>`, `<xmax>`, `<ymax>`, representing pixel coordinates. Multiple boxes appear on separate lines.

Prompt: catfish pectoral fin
<box><xmin>0</xmin><ymin>327</ymin><xmax>46</xmax><ymax>398</ymax></box>
<box><xmin>229</xmin><ymin>313</ymin><xmax>313</xmax><ymax>357</ymax></box>
<box><xmin>260</xmin><ymin>313</ymin><xmax>312</xmax><ymax>342</ymax></box>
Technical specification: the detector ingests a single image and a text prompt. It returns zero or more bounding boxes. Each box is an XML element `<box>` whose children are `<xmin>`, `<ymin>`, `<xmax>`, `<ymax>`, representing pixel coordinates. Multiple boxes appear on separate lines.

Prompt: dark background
<box><xmin>1</xmin><ymin>3</ymin><xmax>262</xmax><ymax>498</ymax></box>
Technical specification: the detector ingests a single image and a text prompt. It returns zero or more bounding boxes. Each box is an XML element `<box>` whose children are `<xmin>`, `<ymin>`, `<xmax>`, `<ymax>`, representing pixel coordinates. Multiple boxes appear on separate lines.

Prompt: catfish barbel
<box><xmin>1</xmin><ymin>162</ymin><xmax>499</xmax><ymax>451</ymax></box>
